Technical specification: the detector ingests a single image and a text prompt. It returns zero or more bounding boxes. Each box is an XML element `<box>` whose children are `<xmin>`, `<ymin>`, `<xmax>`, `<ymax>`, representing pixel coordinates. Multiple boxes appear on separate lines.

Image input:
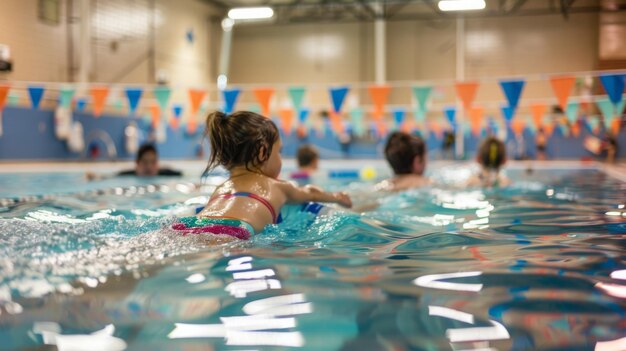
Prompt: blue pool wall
<box><xmin>1</xmin><ymin>106</ymin><xmax>625</xmax><ymax>161</ymax></box>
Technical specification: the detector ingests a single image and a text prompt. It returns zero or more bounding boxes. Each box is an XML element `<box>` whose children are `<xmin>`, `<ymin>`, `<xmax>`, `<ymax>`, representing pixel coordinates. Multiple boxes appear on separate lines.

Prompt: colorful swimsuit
<box><xmin>172</xmin><ymin>192</ymin><xmax>278</xmax><ymax>240</ymax></box>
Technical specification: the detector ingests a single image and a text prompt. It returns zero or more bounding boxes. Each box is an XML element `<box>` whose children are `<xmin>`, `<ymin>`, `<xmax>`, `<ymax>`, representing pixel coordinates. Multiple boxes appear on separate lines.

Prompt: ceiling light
<box><xmin>228</xmin><ymin>7</ymin><xmax>274</xmax><ymax>20</ymax></box>
<box><xmin>438</xmin><ymin>0</ymin><xmax>486</xmax><ymax>11</ymax></box>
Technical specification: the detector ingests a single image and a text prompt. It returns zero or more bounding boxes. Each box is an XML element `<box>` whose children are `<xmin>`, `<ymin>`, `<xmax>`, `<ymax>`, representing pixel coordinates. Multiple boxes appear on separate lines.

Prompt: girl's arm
<box><xmin>278</xmin><ymin>182</ymin><xmax>352</xmax><ymax>208</ymax></box>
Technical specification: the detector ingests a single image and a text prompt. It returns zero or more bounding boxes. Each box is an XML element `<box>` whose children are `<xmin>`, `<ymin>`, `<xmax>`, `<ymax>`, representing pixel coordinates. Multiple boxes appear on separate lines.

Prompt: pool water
<box><xmin>0</xmin><ymin>164</ymin><xmax>625</xmax><ymax>351</ymax></box>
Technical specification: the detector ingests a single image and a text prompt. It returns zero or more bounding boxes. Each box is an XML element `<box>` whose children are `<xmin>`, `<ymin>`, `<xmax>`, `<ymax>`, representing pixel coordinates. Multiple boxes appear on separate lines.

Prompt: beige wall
<box><xmin>0</xmin><ymin>0</ymin><xmax>69</xmax><ymax>82</ymax></box>
<box><xmin>0</xmin><ymin>0</ymin><xmax>220</xmax><ymax>87</ymax></box>
<box><xmin>229</xmin><ymin>13</ymin><xmax>599</xmax><ymax>115</ymax></box>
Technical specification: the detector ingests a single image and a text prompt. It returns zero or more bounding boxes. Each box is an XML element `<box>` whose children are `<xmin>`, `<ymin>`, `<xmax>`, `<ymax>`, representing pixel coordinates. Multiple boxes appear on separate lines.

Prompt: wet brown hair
<box><xmin>477</xmin><ymin>136</ymin><xmax>506</xmax><ymax>170</ymax></box>
<box><xmin>204</xmin><ymin>111</ymin><xmax>279</xmax><ymax>173</ymax></box>
<box><xmin>296</xmin><ymin>144</ymin><xmax>319</xmax><ymax>168</ymax></box>
<box><xmin>384</xmin><ymin>132</ymin><xmax>425</xmax><ymax>175</ymax></box>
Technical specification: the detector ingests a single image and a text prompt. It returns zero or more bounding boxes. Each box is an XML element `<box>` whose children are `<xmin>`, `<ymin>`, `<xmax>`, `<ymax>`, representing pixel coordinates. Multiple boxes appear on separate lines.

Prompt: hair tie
<box><xmin>489</xmin><ymin>142</ymin><xmax>498</xmax><ymax>166</ymax></box>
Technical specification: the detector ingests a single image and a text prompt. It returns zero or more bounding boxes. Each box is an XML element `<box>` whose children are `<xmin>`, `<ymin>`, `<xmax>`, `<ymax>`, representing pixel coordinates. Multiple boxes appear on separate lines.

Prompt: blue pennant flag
<box><xmin>499</xmin><ymin>80</ymin><xmax>525</xmax><ymax>110</ymax></box>
<box><xmin>172</xmin><ymin>104</ymin><xmax>183</xmax><ymax>119</ymax></box>
<box><xmin>599</xmin><ymin>74</ymin><xmax>625</xmax><ymax>105</ymax></box>
<box><xmin>28</xmin><ymin>86</ymin><xmax>45</xmax><ymax>109</ymax></box>
<box><xmin>76</xmin><ymin>98</ymin><xmax>87</xmax><ymax>111</ymax></box>
<box><xmin>125</xmin><ymin>88</ymin><xmax>143</xmax><ymax>115</ymax></box>
<box><xmin>223</xmin><ymin>89</ymin><xmax>241</xmax><ymax>114</ymax></box>
<box><xmin>329</xmin><ymin>86</ymin><xmax>349</xmax><ymax>114</ymax></box>
<box><xmin>501</xmin><ymin>105</ymin><xmax>515</xmax><ymax>124</ymax></box>
<box><xmin>298</xmin><ymin>108</ymin><xmax>310</xmax><ymax>123</ymax></box>
<box><xmin>393</xmin><ymin>109</ymin><xmax>405</xmax><ymax>129</ymax></box>
<box><xmin>444</xmin><ymin>107</ymin><xmax>456</xmax><ymax>127</ymax></box>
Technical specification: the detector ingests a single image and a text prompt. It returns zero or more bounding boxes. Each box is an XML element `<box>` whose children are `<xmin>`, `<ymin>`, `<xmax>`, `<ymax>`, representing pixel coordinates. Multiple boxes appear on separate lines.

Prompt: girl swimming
<box><xmin>467</xmin><ymin>136</ymin><xmax>510</xmax><ymax>187</ymax></box>
<box><xmin>173</xmin><ymin>111</ymin><xmax>352</xmax><ymax>240</ymax></box>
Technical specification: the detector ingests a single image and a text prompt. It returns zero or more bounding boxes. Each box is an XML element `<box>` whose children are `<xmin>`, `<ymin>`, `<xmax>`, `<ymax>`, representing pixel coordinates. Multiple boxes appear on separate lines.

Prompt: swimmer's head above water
<box><xmin>384</xmin><ymin>132</ymin><xmax>426</xmax><ymax>176</ymax></box>
<box><xmin>477</xmin><ymin>136</ymin><xmax>506</xmax><ymax>171</ymax></box>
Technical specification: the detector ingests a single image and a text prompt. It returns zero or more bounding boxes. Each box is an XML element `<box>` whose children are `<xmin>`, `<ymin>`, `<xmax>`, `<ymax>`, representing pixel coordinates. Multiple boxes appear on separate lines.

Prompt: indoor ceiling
<box><xmin>201</xmin><ymin>0</ymin><xmax>626</xmax><ymax>23</ymax></box>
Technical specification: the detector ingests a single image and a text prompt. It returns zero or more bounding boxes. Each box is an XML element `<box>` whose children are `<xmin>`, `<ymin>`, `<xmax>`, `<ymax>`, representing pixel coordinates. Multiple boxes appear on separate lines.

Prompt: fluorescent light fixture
<box><xmin>228</xmin><ymin>7</ymin><xmax>274</xmax><ymax>20</ymax></box>
<box><xmin>438</xmin><ymin>0</ymin><xmax>486</xmax><ymax>11</ymax></box>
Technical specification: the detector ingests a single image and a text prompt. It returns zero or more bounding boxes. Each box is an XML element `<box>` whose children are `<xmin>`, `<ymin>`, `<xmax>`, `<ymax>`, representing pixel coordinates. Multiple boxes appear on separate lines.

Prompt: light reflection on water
<box><xmin>0</xmin><ymin>168</ymin><xmax>624</xmax><ymax>350</ymax></box>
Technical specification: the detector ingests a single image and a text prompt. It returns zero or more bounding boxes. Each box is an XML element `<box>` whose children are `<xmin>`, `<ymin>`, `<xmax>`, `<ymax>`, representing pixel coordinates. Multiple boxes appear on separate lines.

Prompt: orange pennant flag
<box><xmin>278</xmin><ymin>109</ymin><xmax>294</xmax><ymax>135</ymax></box>
<box><xmin>188</xmin><ymin>89</ymin><xmax>206</xmax><ymax>117</ymax></box>
<box><xmin>329</xmin><ymin>111</ymin><xmax>345</xmax><ymax>135</ymax></box>
<box><xmin>149</xmin><ymin>104</ymin><xmax>160</xmax><ymax>129</ymax></box>
<box><xmin>530</xmin><ymin>103</ymin><xmax>547</xmax><ymax>130</ymax></box>
<box><xmin>543</xmin><ymin>120</ymin><xmax>555</xmax><ymax>136</ymax></box>
<box><xmin>400</xmin><ymin>118</ymin><xmax>413</xmax><ymax>134</ymax></box>
<box><xmin>469</xmin><ymin>106</ymin><xmax>484</xmax><ymax>136</ymax></box>
<box><xmin>90</xmin><ymin>86</ymin><xmax>110</xmax><ymax>117</ymax></box>
<box><xmin>512</xmin><ymin>118</ymin><xmax>526</xmax><ymax>136</ymax></box>
<box><xmin>0</xmin><ymin>85</ymin><xmax>9</xmax><ymax>110</ymax></box>
<box><xmin>375</xmin><ymin>120</ymin><xmax>388</xmax><ymax>137</ymax></box>
<box><xmin>367</xmin><ymin>85</ymin><xmax>391</xmax><ymax>119</ymax></box>
<box><xmin>455</xmin><ymin>81</ymin><xmax>479</xmax><ymax>110</ymax></box>
<box><xmin>169</xmin><ymin>117</ymin><xmax>179</xmax><ymax>130</ymax></box>
<box><xmin>253</xmin><ymin>88</ymin><xmax>275</xmax><ymax>117</ymax></box>
<box><xmin>611</xmin><ymin>118</ymin><xmax>620</xmax><ymax>135</ymax></box>
<box><xmin>296</xmin><ymin>125</ymin><xmax>307</xmax><ymax>138</ymax></box>
<box><xmin>571</xmin><ymin>122</ymin><xmax>581</xmax><ymax>137</ymax></box>
<box><xmin>549</xmin><ymin>76</ymin><xmax>576</xmax><ymax>111</ymax></box>
<box><xmin>429</xmin><ymin>120</ymin><xmax>443</xmax><ymax>139</ymax></box>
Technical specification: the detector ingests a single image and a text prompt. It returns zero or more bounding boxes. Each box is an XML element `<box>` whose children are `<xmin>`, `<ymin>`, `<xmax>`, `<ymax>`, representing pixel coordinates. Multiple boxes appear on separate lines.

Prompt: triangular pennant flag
<box><xmin>278</xmin><ymin>109</ymin><xmax>294</xmax><ymax>135</ymax></box>
<box><xmin>611</xmin><ymin>117</ymin><xmax>621</xmax><ymax>135</ymax></box>
<box><xmin>596</xmin><ymin>98</ymin><xmax>615</xmax><ymax>126</ymax></box>
<box><xmin>444</xmin><ymin>107</ymin><xmax>456</xmax><ymax>129</ymax></box>
<box><xmin>530</xmin><ymin>103</ymin><xmax>547</xmax><ymax>130</ymax></box>
<box><xmin>329</xmin><ymin>111</ymin><xmax>345</xmax><ymax>134</ymax></box>
<box><xmin>412</xmin><ymin>86</ymin><xmax>432</xmax><ymax>113</ymax></box>
<box><xmin>587</xmin><ymin>117</ymin><xmax>600</xmax><ymax>134</ymax></box>
<box><xmin>0</xmin><ymin>85</ymin><xmax>9</xmax><ymax>110</ymax></box>
<box><xmin>565</xmin><ymin>102</ymin><xmax>579</xmax><ymax>124</ymax></box>
<box><xmin>188</xmin><ymin>89</ymin><xmax>206</xmax><ymax>116</ymax></box>
<box><xmin>549</xmin><ymin>76</ymin><xmax>576</xmax><ymax>111</ymax></box>
<box><xmin>329</xmin><ymin>86</ymin><xmax>349</xmax><ymax>114</ymax></box>
<box><xmin>393</xmin><ymin>109</ymin><xmax>405</xmax><ymax>130</ymax></box>
<box><xmin>512</xmin><ymin>118</ymin><xmax>526</xmax><ymax>136</ymax></box>
<box><xmin>153</xmin><ymin>86</ymin><xmax>172</xmax><ymax>111</ymax></box>
<box><xmin>429</xmin><ymin>120</ymin><xmax>444</xmax><ymax>139</ymax></box>
<box><xmin>28</xmin><ymin>86</ymin><xmax>45</xmax><ymax>109</ymax></box>
<box><xmin>455</xmin><ymin>81</ymin><xmax>479</xmax><ymax>110</ymax></box>
<box><xmin>469</xmin><ymin>106</ymin><xmax>484</xmax><ymax>136</ymax></box>
<box><xmin>368</xmin><ymin>85</ymin><xmax>391</xmax><ymax>118</ymax></box>
<box><xmin>89</xmin><ymin>87</ymin><xmax>110</xmax><ymax>117</ymax></box>
<box><xmin>298</xmin><ymin>108</ymin><xmax>310</xmax><ymax>124</ymax></box>
<box><xmin>7</xmin><ymin>93</ymin><xmax>19</xmax><ymax>106</ymax></box>
<box><xmin>222</xmin><ymin>89</ymin><xmax>240</xmax><ymax>114</ymax></box>
<box><xmin>288</xmin><ymin>86</ymin><xmax>306</xmax><ymax>111</ymax></box>
<box><xmin>499</xmin><ymin>80</ymin><xmax>525</xmax><ymax>110</ymax></box>
<box><xmin>616</xmin><ymin>99</ymin><xmax>626</xmax><ymax>117</ymax></box>
<box><xmin>171</xmin><ymin>104</ymin><xmax>183</xmax><ymax>129</ymax></box>
<box><xmin>76</xmin><ymin>98</ymin><xmax>87</xmax><ymax>112</ymax></box>
<box><xmin>501</xmin><ymin>105</ymin><xmax>515</xmax><ymax>124</ymax></box>
<box><xmin>543</xmin><ymin>119</ymin><xmax>555</xmax><ymax>136</ymax></box>
<box><xmin>253</xmin><ymin>88</ymin><xmax>275</xmax><ymax>116</ymax></box>
<box><xmin>149</xmin><ymin>104</ymin><xmax>160</xmax><ymax>129</ymax></box>
<box><xmin>350</xmin><ymin>108</ymin><xmax>365</xmax><ymax>137</ymax></box>
<box><xmin>59</xmin><ymin>87</ymin><xmax>75</xmax><ymax>109</ymax></box>
<box><xmin>599</xmin><ymin>74</ymin><xmax>625</xmax><ymax>105</ymax></box>
<box><xmin>125</xmin><ymin>88</ymin><xmax>143</xmax><ymax>115</ymax></box>
<box><xmin>414</xmin><ymin>108</ymin><xmax>427</xmax><ymax>123</ymax></box>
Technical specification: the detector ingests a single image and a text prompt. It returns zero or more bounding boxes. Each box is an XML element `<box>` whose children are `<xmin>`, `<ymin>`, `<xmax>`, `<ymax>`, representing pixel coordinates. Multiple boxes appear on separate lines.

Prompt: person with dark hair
<box><xmin>118</xmin><ymin>144</ymin><xmax>182</xmax><ymax>177</ymax></box>
<box><xmin>290</xmin><ymin>144</ymin><xmax>319</xmax><ymax>181</ymax></box>
<box><xmin>467</xmin><ymin>136</ymin><xmax>510</xmax><ymax>187</ymax></box>
<box><xmin>376</xmin><ymin>132</ymin><xmax>430</xmax><ymax>191</ymax></box>
<box><xmin>86</xmin><ymin>143</ymin><xmax>181</xmax><ymax>180</ymax></box>
<box><xmin>172</xmin><ymin>111</ymin><xmax>351</xmax><ymax>240</ymax></box>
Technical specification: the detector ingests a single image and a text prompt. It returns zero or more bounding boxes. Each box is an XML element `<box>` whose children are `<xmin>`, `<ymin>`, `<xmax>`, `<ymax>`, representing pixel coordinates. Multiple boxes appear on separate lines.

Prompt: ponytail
<box><xmin>478</xmin><ymin>137</ymin><xmax>505</xmax><ymax>170</ymax></box>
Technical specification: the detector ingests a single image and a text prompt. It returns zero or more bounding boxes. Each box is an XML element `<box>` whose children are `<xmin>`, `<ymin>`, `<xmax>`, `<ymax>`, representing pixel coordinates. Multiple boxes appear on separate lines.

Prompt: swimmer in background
<box><xmin>535</xmin><ymin>127</ymin><xmax>548</xmax><ymax>160</ymax></box>
<box><xmin>467</xmin><ymin>136</ymin><xmax>511</xmax><ymax>187</ymax></box>
<box><xmin>290</xmin><ymin>144</ymin><xmax>319</xmax><ymax>181</ymax></box>
<box><xmin>174</xmin><ymin>111</ymin><xmax>352</xmax><ymax>240</ymax></box>
<box><xmin>86</xmin><ymin>144</ymin><xmax>182</xmax><ymax>180</ymax></box>
<box><xmin>376</xmin><ymin>132</ymin><xmax>430</xmax><ymax>191</ymax></box>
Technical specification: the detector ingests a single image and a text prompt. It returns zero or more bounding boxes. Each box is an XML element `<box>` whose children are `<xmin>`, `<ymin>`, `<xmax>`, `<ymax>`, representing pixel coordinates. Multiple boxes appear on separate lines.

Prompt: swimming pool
<box><xmin>0</xmin><ymin>161</ymin><xmax>625</xmax><ymax>351</ymax></box>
